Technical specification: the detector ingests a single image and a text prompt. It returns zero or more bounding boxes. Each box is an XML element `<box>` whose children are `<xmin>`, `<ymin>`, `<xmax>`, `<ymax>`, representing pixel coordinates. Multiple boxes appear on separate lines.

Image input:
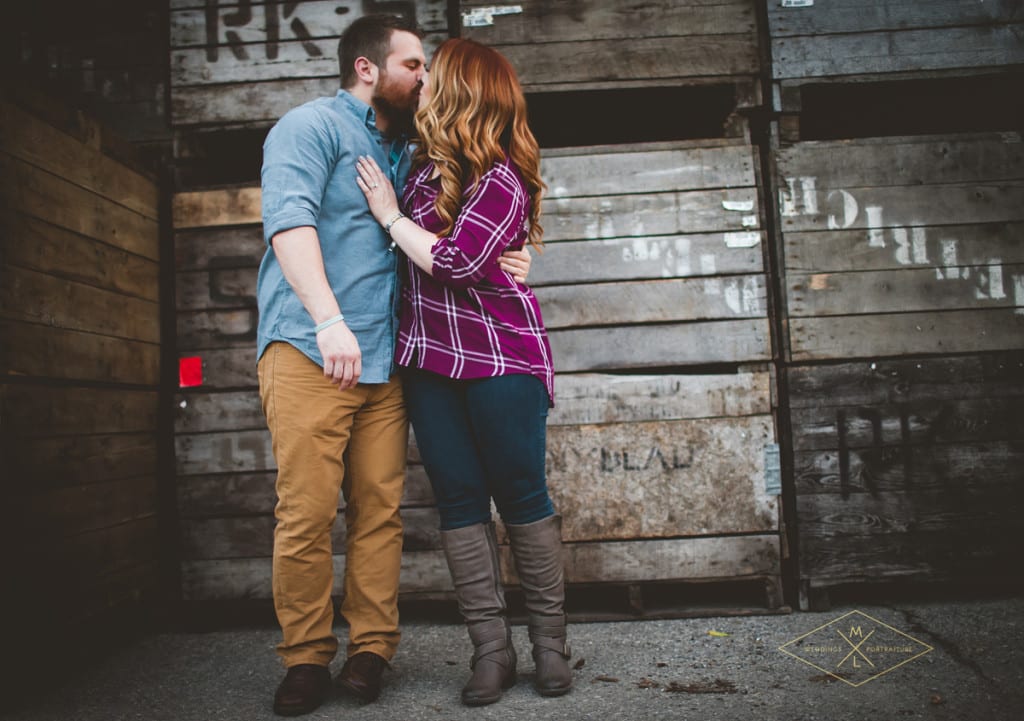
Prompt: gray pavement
<box><xmin>5</xmin><ymin>595</ymin><xmax>1022</xmax><ymax>721</ymax></box>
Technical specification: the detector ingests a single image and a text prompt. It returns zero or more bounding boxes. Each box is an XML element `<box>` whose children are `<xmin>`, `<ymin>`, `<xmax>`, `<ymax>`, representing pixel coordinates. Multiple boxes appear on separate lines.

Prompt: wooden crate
<box><xmin>169</xmin><ymin>0</ymin><xmax>449</xmax><ymax>128</ymax></box>
<box><xmin>771</xmin><ymin>131</ymin><xmax>1024</xmax><ymax>606</ymax></box>
<box><xmin>788</xmin><ymin>352</ymin><xmax>1024</xmax><ymax>609</ymax></box>
<box><xmin>774</xmin><ymin>132</ymin><xmax>1024</xmax><ymax>361</ymax></box>
<box><xmin>0</xmin><ymin>96</ymin><xmax>162</xmax><ymax>631</ymax></box>
<box><xmin>768</xmin><ymin>0</ymin><xmax>1024</xmax><ymax>140</ymax></box>
<box><xmin>461</xmin><ymin>0</ymin><xmax>761</xmax><ymax>96</ymax></box>
<box><xmin>173</xmin><ymin>137</ymin><xmax>785</xmax><ymax>610</ymax></box>
<box><xmin>769</xmin><ymin>0</ymin><xmax>1024</xmax><ymax>87</ymax></box>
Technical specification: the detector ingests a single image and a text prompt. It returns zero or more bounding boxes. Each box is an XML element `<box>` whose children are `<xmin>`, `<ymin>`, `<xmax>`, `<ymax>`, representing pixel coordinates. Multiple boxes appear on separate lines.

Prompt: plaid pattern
<box><xmin>396</xmin><ymin>156</ymin><xmax>555</xmax><ymax>405</ymax></box>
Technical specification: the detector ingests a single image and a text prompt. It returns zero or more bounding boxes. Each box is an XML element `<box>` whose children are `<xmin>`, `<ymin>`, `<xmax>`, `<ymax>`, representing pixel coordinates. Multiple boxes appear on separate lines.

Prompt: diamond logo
<box><xmin>779</xmin><ymin>609</ymin><xmax>934</xmax><ymax>687</ymax></box>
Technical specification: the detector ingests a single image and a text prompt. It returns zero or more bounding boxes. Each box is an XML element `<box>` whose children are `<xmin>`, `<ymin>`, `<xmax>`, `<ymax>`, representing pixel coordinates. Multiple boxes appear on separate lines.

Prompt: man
<box><xmin>257</xmin><ymin>14</ymin><xmax>529</xmax><ymax>717</ymax></box>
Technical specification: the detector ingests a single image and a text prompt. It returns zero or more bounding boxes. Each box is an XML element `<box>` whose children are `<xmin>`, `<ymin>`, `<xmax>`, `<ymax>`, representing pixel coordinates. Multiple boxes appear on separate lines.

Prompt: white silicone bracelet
<box><xmin>314</xmin><ymin>313</ymin><xmax>345</xmax><ymax>333</ymax></box>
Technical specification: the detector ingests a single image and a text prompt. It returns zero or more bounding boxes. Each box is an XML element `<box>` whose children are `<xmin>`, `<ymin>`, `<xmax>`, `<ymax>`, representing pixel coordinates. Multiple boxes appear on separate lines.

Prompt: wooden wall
<box><xmin>766</xmin><ymin>0</ymin><xmax>1024</xmax><ymax>608</ymax></box>
<box><xmin>773</xmin><ymin>132</ymin><xmax>1024</xmax><ymax>607</ymax></box>
<box><xmin>164</xmin><ymin>0</ymin><xmax>1023</xmax><ymax>613</ymax></box>
<box><xmin>0</xmin><ymin>94</ymin><xmax>163</xmax><ymax>639</ymax></box>
<box><xmin>171</xmin><ymin>138</ymin><xmax>787</xmax><ymax>608</ymax></box>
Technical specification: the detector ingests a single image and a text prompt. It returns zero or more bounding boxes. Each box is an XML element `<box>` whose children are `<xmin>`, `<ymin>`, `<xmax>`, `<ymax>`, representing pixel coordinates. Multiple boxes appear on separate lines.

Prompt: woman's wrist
<box><xmin>383</xmin><ymin>211</ymin><xmax>406</xmax><ymax>236</ymax></box>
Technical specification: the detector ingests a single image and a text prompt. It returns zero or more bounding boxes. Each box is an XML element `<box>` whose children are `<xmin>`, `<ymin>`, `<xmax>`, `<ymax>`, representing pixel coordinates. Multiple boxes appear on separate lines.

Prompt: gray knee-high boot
<box><xmin>440</xmin><ymin>522</ymin><xmax>517</xmax><ymax>706</ymax></box>
<box><xmin>506</xmin><ymin>514</ymin><xmax>572</xmax><ymax>696</ymax></box>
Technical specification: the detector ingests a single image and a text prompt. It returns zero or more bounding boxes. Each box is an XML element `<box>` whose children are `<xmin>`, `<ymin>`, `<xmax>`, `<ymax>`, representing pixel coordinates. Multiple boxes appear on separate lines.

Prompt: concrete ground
<box><xmin>5</xmin><ymin>595</ymin><xmax>1022</xmax><ymax>721</ymax></box>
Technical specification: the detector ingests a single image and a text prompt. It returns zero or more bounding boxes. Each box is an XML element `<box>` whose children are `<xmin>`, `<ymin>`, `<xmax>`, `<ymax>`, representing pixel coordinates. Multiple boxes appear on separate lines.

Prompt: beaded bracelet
<box><xmin>384</xmin><ymin>212</ymin><xmax>406</xmax><ymax>235</ymax></box>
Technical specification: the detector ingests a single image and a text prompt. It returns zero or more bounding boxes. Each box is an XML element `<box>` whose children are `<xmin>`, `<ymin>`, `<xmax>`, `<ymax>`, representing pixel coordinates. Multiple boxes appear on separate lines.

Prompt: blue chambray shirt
<box><xmin>257</xmin><ymin>90</ymin><xmax>412</xmax><ymax>383</ymax></box>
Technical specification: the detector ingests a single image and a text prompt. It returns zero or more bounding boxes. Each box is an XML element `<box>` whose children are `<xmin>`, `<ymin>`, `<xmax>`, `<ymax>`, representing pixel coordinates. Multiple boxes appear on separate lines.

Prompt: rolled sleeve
<box><xmin>261</xmin><ymin>106</ymin><xmax>336</xmax><ymax>243</ymax></box>
<box><xmin>430</xmin><ymin>163</ymin><xmax>527</xmax><ymax>288</ymax></box>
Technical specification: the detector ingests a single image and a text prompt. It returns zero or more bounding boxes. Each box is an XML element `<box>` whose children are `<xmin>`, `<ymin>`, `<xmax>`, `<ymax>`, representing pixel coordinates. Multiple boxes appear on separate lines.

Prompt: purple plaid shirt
<box><xmin>396</xmin><ymin>156</ymin><xmax>555</xmax><ymax>405</ymax></box>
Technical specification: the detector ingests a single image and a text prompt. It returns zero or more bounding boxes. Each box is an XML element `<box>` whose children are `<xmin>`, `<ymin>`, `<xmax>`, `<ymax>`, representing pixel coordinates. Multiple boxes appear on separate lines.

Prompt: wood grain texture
<box><xmin>772</xmin><ymin>25</ymin><xmax>1024</xmax><ymax>81</ymax></box>
<box><xmin>549</xmin><ymin>318</ymin><xmax>771</xmax><ymax>371</ymax></box>
<box><xmin>787</xmin><ymin>355</ymin><xmax>1024</xmax><ymax>592</ymax></box>
<box><xmin>0</xmin><ymin>102</ymin><xmax>158</xmax><ymax>219</ymax></box>
<box><xmin>0</xmin><ymin>154</ymin><xmax>158</xmax><ymax>261</ymax></box>
<box><xmin>2</xmin><ymin>210</ymin><xmax>160</xmax><ymax>302</ymax></box>
<box><xmin>547</xmin><ymin>416</ymin><xmax>777</xmax><ymax>540</ymax></box>
<box><xmin>462</xmin><ymin>1</ymin><xmax>758</xmax><ymax>90</ymax></box>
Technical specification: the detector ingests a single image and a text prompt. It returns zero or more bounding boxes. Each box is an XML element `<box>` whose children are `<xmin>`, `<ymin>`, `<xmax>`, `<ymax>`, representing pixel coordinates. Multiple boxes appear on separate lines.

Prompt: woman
<box><xmin>355</xmin><ymin>38</ymin><xmax>570</xmax><ymax>705</ymax></box>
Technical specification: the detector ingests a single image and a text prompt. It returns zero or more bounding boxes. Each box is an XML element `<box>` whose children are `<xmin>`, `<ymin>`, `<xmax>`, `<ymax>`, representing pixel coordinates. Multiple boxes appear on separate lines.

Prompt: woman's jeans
<box><xmin>401</xmin><ymin>367</ymin><xmax>555</xmax><ymax>530</ymax></box>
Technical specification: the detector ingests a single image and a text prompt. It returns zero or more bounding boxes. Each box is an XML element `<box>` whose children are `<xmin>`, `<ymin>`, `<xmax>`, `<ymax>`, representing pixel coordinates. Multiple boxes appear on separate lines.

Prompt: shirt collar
<box><xmin>336</xmin><ymin>89</ymin><xmax>378</xmax><ymax>134</ymax></box>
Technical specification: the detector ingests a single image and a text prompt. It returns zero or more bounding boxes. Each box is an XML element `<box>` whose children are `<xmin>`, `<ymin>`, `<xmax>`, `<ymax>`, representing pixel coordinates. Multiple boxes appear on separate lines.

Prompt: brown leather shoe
<box><xmin>273</xmin><ymin>664</ymin><xmax>331</xmax><ymax>716</ymax></box>
<box><xmin>336</xmin><ymin>651</ymin><xmax>388</xmax><ymax>702</ymax></box>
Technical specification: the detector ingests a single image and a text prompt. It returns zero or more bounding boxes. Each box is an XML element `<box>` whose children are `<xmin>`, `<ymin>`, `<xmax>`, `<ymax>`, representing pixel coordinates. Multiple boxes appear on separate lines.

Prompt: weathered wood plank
<box><xmin>787</xmin><ymin>263</ymin><xmax>1024</xmax><ymax>317</ymax></box>
<box><xmin>542</xmin><ymin>187</ymin><xmax>761</xmax><ymax>241</ymax></box>
<box><xmin>177</xmin><ymin>307</ymin><xmax>258</xmax><ymax>350</ymax></box>
<box><xmin>0</xmin><ymin>265</ymin><xmax>161</xmax><ymax>343</ymax></box>
<box><xmin>773</xmin><ymin>25</ymin><xmax>1024</xmax><ymax>81</ymax></box>
<box><xmin>786</xmin><ymin>352</ymin><xmax>1024</xmax><ymax>408</ymax></box>
<box><xmin>175</xmin><ymin>428</ymin><xmax>274</xmax><ymax>475</ymax></box>
<box><xmin>549</xmin><ymin>318</ymin><xmax>771</xmax><ymax>371</ymax></box>
<box><xmin>477</xmin><ymin>35</ymin><xmax>758</xmax><ymax>91</ymax></box>
<box><xmin>549</xmin><ymin>371</ymin><xmax>771</xmax><ymax>426</ymax></box>
<box><xmin>789</xmin><ymin>308</ymin><xmax>1024</xmax><ymax>361</ymax></box>
<box><xmin>794</xmin><ymin>440</ymin><xmax>1024</xmax><ymax>497</ymax></box>
<box><xmin>173</xmin><ymin>187</ymin><xmax>262</xmax><ymax>229</ymax></box>
<box><xmin>177</xmin><ymin>266</ymin><xmax>257</xmax><ymax>311</ymax></box>
<box><xmin>799</xmin><ymin>490</ymin><xmax>1024</xmax><ymax>548</ymax></box>
<box><xmin>0</xmin><ymin>101</ymin><xmax>158</xmax><ymax>219</ymax></box>
<box><xmin>768</xmin><ymin>0</ymin><xmax>1023</xmax><ymax>37</ymax></box>
<box><xmin>790</xmin><ymin>397</ymin><xmax>1024</xmax><ymax>453</ymax></box>
<box><xmin>783</xmin><ymin>221</ymin><xmax>1024</xmax><ymax>274</ymax></box>
<box><xmin>175</xmin><ymin>225</ymin><xmax>264</xmax><ymax>271</ymax></box>
<box><xmin>5</xmin><ymin>433</ymin><xmax>159</xmax><ymax>489</ymax></box>
<box><xmin>0</xmin><ymin>153</ymin><xmax>159</xmax><ymax>261</ymax></box>
<box><xmin>39</xmin><ymin>517</ymin><xmax>162</xmax><ymax>584</ymax></box>
<box><xmin>537</xmin><ymin>274</ymin><xmax>766</xmax><ymax>329</ymax></box>
<box><xmin>175</xmin><ymin>389</ymin><xmax>265</xmax><ymax>433</ymax></box>
<box><xmin>25</xmin><ymin>476</ymin><xmax>159</xmax><ymax>537</ymax></box>
<box><xmin>180</xmin><ymin>534</ymin><xmax>782</xmax><ymax>599</ymax></box>
<box><xmin>1</xmin><ymin>210</ymin><xmax>160</xmax><ymax>302</ymax></box>
<box><xmin>531</xmin><ymin>232</ymin><xmax>764</xmax><ymax>285</ymax></box>
<box><xmin>546</xmin><ymin>416</ymin><xmax>778</xmax><ymax>541</ymax></box>
<box><xmin>1</xmin><ymin>384</ymin><xmax>158</xmax><ymax>437</ymax></box>
<box><xmin>541</xmin><ymin>142</ymin><xmax>757</xmax><ymax>195</ymax></box>
<box><xmin>0</xmin><ymin>320</ymin><xmax>160</xmax><ymax>385</ymax></box>
<box><xmin>463</xmin><ymin>0</ymin><xmax>755</xmax><ymax>45</ymax></box>
<box><xmin>775</xmin><ymin>134</ymin><xmax>1024</xmax><ymax>188</ymax></box>
<box><xmin>799</xmin><ymin>527</ymin><xmax>1023</xmax><ymax>586</ymax></box>
<box><xmin>778</xmin><ymin>182</ymin><xmax>1024</xmax><ymax>233</ymax></box>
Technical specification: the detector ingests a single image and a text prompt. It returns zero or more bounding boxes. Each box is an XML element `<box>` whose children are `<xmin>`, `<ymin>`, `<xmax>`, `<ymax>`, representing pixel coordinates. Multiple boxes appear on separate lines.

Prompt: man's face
<box><xmin>373</xmin><ymin>30</ymin><xmax>426</xmax><ymax>128</ymax></box>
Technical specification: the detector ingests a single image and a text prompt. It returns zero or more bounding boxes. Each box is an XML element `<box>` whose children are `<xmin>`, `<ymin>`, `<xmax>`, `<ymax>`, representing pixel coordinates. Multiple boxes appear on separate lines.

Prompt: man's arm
<box><xmin>272</xmin><ymin>226</ymin><xmax>362</xmax><ymax>390</ymax></box>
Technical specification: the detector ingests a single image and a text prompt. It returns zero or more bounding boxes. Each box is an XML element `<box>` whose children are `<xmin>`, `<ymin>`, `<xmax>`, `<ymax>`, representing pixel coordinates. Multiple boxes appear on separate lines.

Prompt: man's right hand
<box><xmin>317</xmin><ymin>321</ymin><xmax>362</xmax><ymax>390</ymax></box>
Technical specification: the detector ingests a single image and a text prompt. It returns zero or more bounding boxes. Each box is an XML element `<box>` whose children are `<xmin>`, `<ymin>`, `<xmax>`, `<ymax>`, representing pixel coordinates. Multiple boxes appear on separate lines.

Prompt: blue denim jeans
<box><xmin>401</xmin><ymin>368</ymin><xmax>555</xmax><ymax>530</ymax></box>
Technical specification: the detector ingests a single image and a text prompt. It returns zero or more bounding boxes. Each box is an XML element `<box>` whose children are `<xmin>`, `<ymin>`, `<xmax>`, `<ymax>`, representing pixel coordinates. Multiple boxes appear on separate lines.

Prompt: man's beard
<box><xmin>374</xmin><ymin>73</ymin><xmax>419</xmax><ymax>137</ymax></box>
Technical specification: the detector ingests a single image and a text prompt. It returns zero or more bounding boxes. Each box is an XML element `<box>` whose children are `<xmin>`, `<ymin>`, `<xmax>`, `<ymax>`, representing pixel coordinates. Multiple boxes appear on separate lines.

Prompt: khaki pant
<box><xmin>258</xmin><ymin>342</ymin><xmax>407</xmax><ymax>667</ymax></box>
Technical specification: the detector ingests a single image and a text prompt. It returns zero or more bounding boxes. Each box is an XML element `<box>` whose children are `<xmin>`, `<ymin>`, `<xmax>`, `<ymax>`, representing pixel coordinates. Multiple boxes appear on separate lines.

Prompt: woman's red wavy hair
<box><xmin>413</xmin><ymin>38</ymin><xmax>545</xmax><ymax>250</ymax></box>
